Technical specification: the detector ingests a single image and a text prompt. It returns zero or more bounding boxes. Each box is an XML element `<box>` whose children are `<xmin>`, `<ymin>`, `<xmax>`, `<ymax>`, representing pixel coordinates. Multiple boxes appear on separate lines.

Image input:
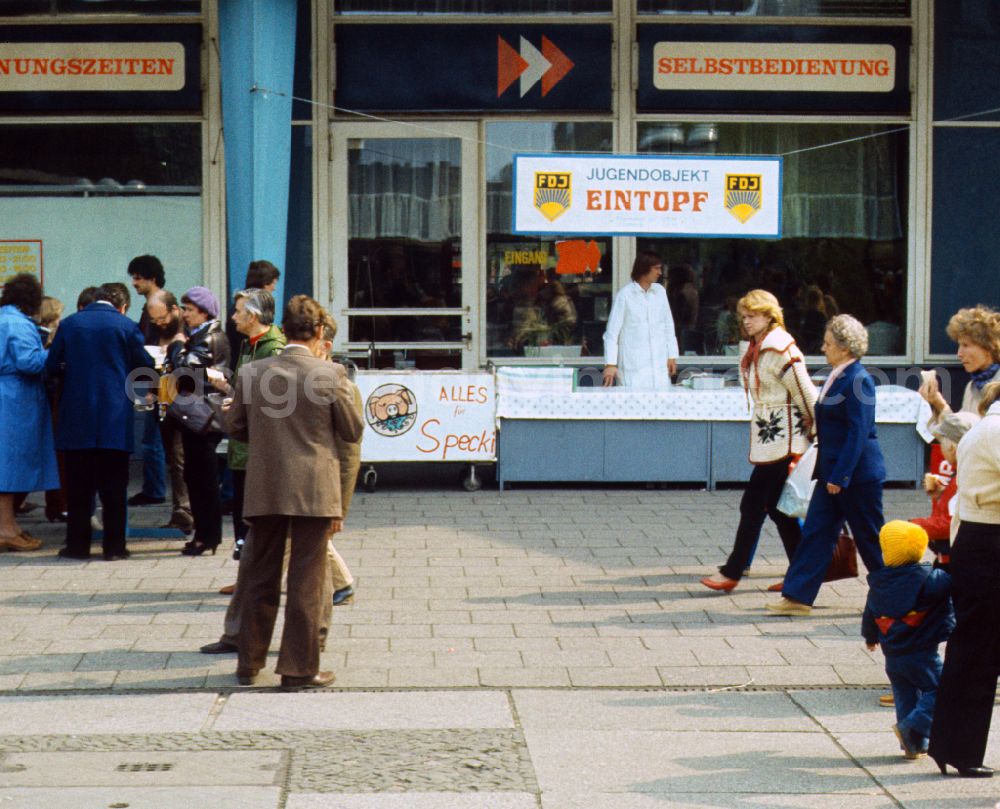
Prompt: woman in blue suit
<box><xmin>767</xmin><ymin>314</ymin><xmax>885</xmax><ymax>615</ymax></box>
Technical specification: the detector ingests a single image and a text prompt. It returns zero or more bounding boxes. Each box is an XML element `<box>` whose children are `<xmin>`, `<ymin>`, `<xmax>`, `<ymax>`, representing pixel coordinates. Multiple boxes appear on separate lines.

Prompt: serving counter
<box><xmin>495</xmin><ymin>368</ymin><xmax>932</xmax><ymax>490</ymax></box>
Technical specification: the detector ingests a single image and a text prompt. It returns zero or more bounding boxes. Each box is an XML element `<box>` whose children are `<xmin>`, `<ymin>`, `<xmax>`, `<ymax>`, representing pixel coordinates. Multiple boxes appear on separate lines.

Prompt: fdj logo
<box><xmin>726</xmin><ymin>175</ymin><xmax>760</xmax><ymax>193</ymax></box>
<box><xmin>724</xmin><ymin>174</ymin><xmax>762</xmax><ymax>224</ymax></box>
<box><xmin>534</xmin><ymin>172</ymin><xmax>571</xmax><ymax>222</ymax></box>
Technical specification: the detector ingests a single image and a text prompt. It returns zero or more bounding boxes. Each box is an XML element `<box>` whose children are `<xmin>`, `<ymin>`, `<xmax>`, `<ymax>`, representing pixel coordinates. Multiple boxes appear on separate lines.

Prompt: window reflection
<box><xmin>334</xmin><ymin>0</ymin><xmax>610</xmax><ymax>14</ymax></box>
<box><xmin>486</xmin><ymin>121</ymin><xmax>614</xmax><ymax>359</ymax></box>
<box><xmin>636</xmin><ymin>122</ymin><xmax>907</xmax><ymax>356</ymax></box>
<box><xmin>636</xmin><ymin>0</ymin><xmax>909</xmax><ymax>16</ymax></box>
<box><xmin>0</xmin><ymin>0</ymin><xmax>202</xmax><ymax>14</ymax></box>
<box><xmin>0</xmin><ymin>123</ymin><xmax>201</xmax><ymax>194</ymax></box>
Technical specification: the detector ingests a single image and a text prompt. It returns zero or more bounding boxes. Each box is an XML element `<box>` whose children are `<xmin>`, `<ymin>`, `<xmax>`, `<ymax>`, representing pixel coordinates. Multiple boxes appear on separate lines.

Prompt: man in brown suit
<box><xmin>223</xmin><ymin>296</ymin><xmax>363</xmax><ymax>689</ymax></box>
<box><xmin>201</xmin><ymin>318</ymin><xmax>362</xmax><ymax>656</ymax></box>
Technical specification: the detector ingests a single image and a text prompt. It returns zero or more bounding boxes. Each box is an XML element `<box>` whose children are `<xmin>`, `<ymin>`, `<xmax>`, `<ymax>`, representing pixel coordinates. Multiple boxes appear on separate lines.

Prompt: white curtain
<box><xmin>349</xmin><ymin>138</ymin><xmax>461</xmax><ymax>241</ymax></box>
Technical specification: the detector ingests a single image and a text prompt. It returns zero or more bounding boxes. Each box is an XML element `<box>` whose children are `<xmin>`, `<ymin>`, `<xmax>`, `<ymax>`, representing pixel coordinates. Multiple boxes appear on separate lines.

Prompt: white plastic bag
<box><xmin>776</xmin><ymin>443</ymin><xmax>817</xmax><ymax>519</ymax></box>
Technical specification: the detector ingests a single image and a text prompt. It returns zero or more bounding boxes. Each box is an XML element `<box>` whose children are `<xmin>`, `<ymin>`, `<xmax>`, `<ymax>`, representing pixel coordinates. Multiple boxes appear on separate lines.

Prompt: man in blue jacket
<box><xmin>45</xmin><ymin>284</ymin><xmax>153</xmax><ymax>560</ymax></box>
<box><xmin>862</xmin><ymin>520</ymin><xmax>954</xmax><ymax>760</ymax></box>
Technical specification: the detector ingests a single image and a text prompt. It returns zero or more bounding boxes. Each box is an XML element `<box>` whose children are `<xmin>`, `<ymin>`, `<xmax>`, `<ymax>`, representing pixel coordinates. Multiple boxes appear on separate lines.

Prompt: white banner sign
<box><xmin>0</xmin><ymin>43</ymin><xmax>185</xmax><ymax>92</ymax></box>
<box><xmin>513</xmin><ymin>153</ymin><xmax>782</xmax><ymax>238</ymax></box>
<box><xmin>356</xmin><ymin>371</ymin><xmax>496</xmax><ymax>463</ymax></box>
<box><xmin>653</xmin><ymin>42</ymin><xmax>896</xmax><ymax>94</ymax></box>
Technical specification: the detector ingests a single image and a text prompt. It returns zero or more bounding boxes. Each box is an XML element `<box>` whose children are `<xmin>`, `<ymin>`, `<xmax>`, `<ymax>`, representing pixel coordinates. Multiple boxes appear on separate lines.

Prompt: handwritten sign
<box><xmin>356</xmin><ymin>371</ymin><xmax>496</xmax><ymax>462</ymax></box>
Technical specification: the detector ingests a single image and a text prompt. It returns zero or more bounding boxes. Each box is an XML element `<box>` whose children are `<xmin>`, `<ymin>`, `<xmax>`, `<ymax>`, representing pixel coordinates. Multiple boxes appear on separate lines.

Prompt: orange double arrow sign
<box><xmin>497</xmin><ymin>35</ymin><xmax>574</xmax><ymax>98</ymax></box>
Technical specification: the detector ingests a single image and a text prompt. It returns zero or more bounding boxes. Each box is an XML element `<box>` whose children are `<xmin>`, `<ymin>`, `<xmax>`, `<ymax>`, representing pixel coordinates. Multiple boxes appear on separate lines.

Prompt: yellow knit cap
<box><xmin>879</xmin><ymin>520</ymin><xmax>929</xmax><ymax>567</ymax></box>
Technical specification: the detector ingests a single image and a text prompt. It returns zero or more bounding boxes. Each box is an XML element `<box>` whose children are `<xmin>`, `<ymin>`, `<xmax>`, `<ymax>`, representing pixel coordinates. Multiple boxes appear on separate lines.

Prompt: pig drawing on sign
<box><xmin>365</xmin><ymin>384</ymin><xmax>417</xmax><ymax>437</ymax></box>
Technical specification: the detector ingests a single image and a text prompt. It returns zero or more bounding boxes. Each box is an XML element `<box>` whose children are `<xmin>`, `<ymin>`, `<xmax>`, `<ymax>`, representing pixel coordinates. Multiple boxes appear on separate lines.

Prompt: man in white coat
<box><xmin>602</xmin><ymin>250</ymin><xmax>680</xmax><ymax>390</ymax></box>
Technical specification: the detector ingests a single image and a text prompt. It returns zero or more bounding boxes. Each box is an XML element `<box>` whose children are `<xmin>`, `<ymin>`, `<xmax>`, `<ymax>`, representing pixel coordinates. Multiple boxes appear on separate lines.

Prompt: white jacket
<box><xmin>956</xmin><ymin>401</ymin><xmax>1000</xmax><ymax>525</ymax></box>
<box><xmin>740</xmin><ymin>327</ymin><xmax>817</xmax><ymax>463</ymax></box>
<box><xmin>603</xmin><ymin>281</ymin><xmax>679</xmax><ymax>391</ymax></box>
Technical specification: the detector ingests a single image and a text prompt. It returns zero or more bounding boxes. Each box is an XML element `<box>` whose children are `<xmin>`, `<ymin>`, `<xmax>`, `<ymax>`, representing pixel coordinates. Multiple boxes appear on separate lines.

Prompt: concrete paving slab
<box><xmin>538</xmin><ymin>794</ymin><xmax>897</xmax><ymax>809</ymax></box>
<box><xmin>0</xmin><ymin>786</ymin><xmax>280</xmax><ymax>809</ymax></box>
<box><xmin>17</xmin><ymin>671</ymin><xmax>118</xmax><ymax>691</ymax></box>
<box><xmin>213</xmin><ymin>691</ymin><xmax>513</xmax><ymax>731</ymax></box>
<box><xmin>513</xmin><ymin>690</ymin><xmax>815</xmax><ymax>731</ymax></box>
<box><xmin>287</xmin><ymin>794</ymin><xmax>537</xmax><ymax>809</ymax></box>
<box><xmin>0</xmin><ymin>750</ymin><xmax>282</xmax><ymax>787</ymax></box>
<box><xmin>788</xmin><ymin>689</ymin><xmax>926</xmax><ymax>733</ymax></box>
<box><xmin>834</xmin><ymin>730</ymin><xmax>1000</xmax><ymax>807</ymax></box>
<box><xmin>0</xmin><ymin>693</ymin><xmax>218</xmax><ymax>735</ymax></box>
<box><xmin>523</xmin><ymin>728</ymin><xmax>881</xmax><ymax>796</ymax></box>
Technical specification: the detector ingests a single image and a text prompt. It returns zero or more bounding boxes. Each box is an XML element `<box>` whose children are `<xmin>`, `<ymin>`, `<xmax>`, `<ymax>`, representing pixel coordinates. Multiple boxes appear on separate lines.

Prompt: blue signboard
<box><xmin>0</xmin><ymin>24</ymin><xmax>201</xmax><ymax>113</ymax></box>
<box><xmin>638</xmin><ymin>24</ymin><xmax>911</xmax><ymax>115</ymax></box>
<box><xmin>334</xmin><ymin>24</ymin><xmax>612</xmax><ymax>113</ymax></box>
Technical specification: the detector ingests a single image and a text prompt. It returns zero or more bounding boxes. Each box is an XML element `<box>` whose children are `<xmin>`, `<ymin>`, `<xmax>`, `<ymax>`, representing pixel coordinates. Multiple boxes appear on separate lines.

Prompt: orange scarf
<box><xmin>741</xmin><ymin>336</ymin><xmax>763</xmax><ymax>399</ymax></box>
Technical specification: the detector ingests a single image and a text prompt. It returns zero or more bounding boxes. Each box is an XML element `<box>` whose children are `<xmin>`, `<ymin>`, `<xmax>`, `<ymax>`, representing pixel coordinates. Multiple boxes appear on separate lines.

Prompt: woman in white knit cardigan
<box><xmin>701</xmin><ymin>289</ymin><xmax>818</xmax><ymax>592</ymax></box>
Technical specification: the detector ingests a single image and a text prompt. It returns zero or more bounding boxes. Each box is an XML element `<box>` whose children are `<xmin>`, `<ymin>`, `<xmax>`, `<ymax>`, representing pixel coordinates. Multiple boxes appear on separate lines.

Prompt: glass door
<box><xmin>330</xmin><ymin>122</ymin><xmax>480</xmax><ymax>369</ymax></box>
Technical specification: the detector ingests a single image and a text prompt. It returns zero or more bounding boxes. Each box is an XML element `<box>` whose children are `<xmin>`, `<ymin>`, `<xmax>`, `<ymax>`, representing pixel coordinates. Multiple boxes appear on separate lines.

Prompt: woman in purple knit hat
<box><xmin>165</xmin><ymin>286</ymin><xmax>230</xmax><ymax>556</ymax></box>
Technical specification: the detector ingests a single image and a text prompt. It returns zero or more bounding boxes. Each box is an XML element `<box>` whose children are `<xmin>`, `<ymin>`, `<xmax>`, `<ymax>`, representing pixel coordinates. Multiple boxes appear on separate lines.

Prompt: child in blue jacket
<box><xmin>862</xmin><ymin>520</ymin><xmax>955</xmax><ymax>759</ymax></box>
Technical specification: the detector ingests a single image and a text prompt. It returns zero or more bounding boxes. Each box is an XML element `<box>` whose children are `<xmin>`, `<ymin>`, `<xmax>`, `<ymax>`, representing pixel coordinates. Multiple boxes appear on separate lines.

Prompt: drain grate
<box><xmin>116</xmin><ymin>762</ymin><xmax>175</xmax><ymax>772</ymax></box>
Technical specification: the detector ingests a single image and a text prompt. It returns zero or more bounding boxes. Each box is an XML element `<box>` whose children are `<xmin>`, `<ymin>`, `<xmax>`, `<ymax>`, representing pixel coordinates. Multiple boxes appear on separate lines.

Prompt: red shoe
<box><xmin>767</xmin><ymin>580</ymin><xmax>785</xmax><ymax>592</ymax></box>
<box><xmin>700</xmin><ymin>576</ymin><xmax>738</xmax><ymax>592</ymax></box>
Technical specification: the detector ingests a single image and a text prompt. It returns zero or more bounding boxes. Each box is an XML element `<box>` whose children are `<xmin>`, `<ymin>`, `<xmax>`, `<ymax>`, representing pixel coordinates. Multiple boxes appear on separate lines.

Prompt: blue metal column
<box><xmin>218</xmin><ymin>0</ymin><xmax>297</xmax><ymax>303</ymax></box>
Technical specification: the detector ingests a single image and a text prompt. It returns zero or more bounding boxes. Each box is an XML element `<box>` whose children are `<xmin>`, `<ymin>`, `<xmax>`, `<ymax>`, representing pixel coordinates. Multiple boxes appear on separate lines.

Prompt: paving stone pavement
<box><xmin>1</xmin><ymin>485</ymin><xmax>998</xmax><ymax>807</ymax></box>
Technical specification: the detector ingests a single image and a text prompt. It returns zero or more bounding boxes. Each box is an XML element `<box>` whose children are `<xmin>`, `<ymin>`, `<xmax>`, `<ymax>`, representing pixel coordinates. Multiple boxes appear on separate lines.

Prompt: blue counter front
<box><xmin>495</xmin><ymin>376</ymin><xmax>930</xmax><ymax>490</ymax></box>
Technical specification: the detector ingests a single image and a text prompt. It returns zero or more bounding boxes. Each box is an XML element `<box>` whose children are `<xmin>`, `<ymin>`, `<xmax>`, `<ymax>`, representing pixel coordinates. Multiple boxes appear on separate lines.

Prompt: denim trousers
<box><xmin>886</xmin><ymin>648</ymin><xmax>942</xmax><ymax>741</ymax></box>
<box><xmin>140</xmin><ymin>407</ymin><xmax>166</xmax><ymax>499</ymax></box>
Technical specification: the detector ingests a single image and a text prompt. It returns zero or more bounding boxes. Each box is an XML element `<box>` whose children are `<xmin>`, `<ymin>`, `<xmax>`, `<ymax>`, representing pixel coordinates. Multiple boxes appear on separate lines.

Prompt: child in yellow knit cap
<box><xmin>862</xmin><ymin>520</ymin><xmax>955</xmax><ymax>759</ymax></box>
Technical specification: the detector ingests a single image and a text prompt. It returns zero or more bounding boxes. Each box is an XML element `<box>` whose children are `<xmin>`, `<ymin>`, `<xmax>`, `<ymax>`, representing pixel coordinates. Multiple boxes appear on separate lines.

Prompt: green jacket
<box><xmin>227</xmin><ymin>324</ymin><xmax>286</xmax><ymax>470</ymax></box>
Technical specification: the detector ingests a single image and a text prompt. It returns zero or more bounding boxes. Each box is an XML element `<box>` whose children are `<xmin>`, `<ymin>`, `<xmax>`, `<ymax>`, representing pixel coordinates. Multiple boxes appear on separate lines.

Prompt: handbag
<box><xmin>824</xmin><ymin>527</ymin><xmax>859</xmax><ymax>582</ymax></box>
<box><xmin>167</xmin><ymin>394</ymin><xmax>223</xmax><ymax>435</ymax></box>
<box><xmin>776</xmin><ymin>444</ymin><xmax>818</xmax><ymax>519</ymax></box>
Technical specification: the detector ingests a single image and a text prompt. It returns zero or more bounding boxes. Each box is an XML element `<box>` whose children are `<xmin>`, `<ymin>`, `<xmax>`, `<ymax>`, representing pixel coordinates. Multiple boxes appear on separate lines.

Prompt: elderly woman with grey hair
<box><xmin>767</xmin><ymin>314</ymin><xmax>887</xmax><ymax>615</ymax></box>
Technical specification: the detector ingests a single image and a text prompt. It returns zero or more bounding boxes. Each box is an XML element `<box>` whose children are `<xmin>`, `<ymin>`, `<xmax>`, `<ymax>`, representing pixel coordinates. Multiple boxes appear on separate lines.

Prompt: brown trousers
<box><xmin>221</xmin><ymin>531</ymin><xmax>349</xmax><ymax>647</ymax></box>
<box><xmin>237</xmin><ymin>514</ymin><xmax>330</xmax><ymax>678</ymax></box>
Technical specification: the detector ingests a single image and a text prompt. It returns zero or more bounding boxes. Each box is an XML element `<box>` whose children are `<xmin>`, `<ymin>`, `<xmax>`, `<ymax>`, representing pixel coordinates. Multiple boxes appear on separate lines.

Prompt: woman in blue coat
<box><xmin>0</xmin><ymin>274</ymin><xmax>59</xmax><ymax>551</ymax></box>
<box><xmin>767</xmin><ymin>314</ymin><xmax>886</xmax><ymax>615</ymax></box>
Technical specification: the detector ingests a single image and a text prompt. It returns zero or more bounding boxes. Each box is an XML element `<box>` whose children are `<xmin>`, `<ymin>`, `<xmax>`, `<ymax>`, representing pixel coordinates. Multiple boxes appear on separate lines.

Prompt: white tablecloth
<box><xmin>496</xmin><ymin>383</ymin><xmax>933</xmax><ymax>441</ymax></box>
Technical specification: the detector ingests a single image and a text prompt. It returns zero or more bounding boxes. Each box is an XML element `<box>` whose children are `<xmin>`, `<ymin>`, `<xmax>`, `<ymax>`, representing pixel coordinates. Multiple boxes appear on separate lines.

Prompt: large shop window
<box><xmin>636</xmin><ymin>122</ymin><xmax>907</xmax><ymax>357</ymax></box>
<box><xmin>334</xmin><ymin>0</ymin><xmax>610</xmax><ymax>13</ymax></box>
<box><xmin>0</xmin><ymin>0</ymin><xmax>200</xmax><ymax>14</ymax></box>
<box><xmin>486</xmin><ymin>121</ymin><xmax>613</xmax><ymax>361</ymax></box>
<box><xmin>0</xmin><ymin>123</ymin><xmax>203</xmax><ymax>315</ymax></box>
<box><xmin>637</xmin><ymin>0</ymin><xmax>908</xmax><ymax>16</ymax></box>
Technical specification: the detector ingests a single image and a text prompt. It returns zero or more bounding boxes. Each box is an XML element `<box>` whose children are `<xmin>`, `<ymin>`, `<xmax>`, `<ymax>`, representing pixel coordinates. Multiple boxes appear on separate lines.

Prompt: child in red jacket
<box><xmin>910</xmin><ymin>437</ymin><xmax>958</xmax><ymax>569</ymax></box>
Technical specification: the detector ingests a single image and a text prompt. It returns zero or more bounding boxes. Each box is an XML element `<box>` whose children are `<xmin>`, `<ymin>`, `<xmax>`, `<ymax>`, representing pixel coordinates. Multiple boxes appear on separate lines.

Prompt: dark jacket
<box><xmin>227</xmin><ymin>324</ymin><xmax>286</xmax><ymax>470</ymax></box>
<box><xmin>45</xmin><ymin>302</ymin><xmax>153</xmax><ymax>452</ymax></box>
<box><xmin>815</xmin><ymin>360</ymin><xmax>886</xmax><ymax>488</ymax></box>
<box><xmin>862</xmin><ymin>563</ymin><xmax>954</xmax><ymax>656</ymax></box>
<box><xmin>166</xmin><ymin>319</ymin><xmax>231</xmax><ymax>396</ymax></box>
